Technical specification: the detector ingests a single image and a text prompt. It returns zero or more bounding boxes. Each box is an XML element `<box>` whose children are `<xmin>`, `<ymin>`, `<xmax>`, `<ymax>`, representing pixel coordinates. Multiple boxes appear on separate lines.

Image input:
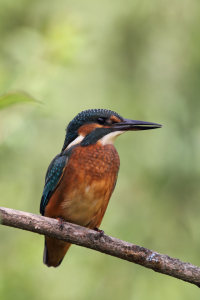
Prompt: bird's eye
<box><xmin>97</xmin><ymin>117</ymin><xmax>106</xmax><ymax>125</ymax></box>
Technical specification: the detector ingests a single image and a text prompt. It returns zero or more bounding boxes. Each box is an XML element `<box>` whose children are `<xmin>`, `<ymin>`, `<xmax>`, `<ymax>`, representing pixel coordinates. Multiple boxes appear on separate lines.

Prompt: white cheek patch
<box><xmin>100</xmin><ymin>131</ymin><xmax>125</xmax><ymax>145</ymax></box>
<box><xmin>66</xmin><ymin>134</ymin><xmax>84</xmax><ymax>150</ymax></box>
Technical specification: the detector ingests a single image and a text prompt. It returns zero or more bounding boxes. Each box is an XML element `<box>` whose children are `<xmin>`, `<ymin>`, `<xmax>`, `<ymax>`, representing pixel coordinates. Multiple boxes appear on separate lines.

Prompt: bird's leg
<box><xmin>57</xmin><ymin>217</ymin><xmax>66</xmax><ymax>231</ymax></box>
<box><xmin>94</xmin><ymin>226</ymin><xmax>105</xmax><ymax>237</ymax></box>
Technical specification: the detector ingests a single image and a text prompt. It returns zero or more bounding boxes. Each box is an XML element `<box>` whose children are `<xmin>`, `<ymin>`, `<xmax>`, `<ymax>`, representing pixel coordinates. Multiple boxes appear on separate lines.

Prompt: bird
<box><xmin>40</xmin><ymin>109</ymin><xmax>162</xmax><ymax>267</ymax></box>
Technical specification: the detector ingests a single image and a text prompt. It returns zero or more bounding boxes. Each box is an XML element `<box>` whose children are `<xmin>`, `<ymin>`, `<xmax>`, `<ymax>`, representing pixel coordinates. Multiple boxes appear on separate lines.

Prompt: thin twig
<box><xmin>0</xmin><ymin>206</ymin><xmax>200</xmax><ymax>287</ymax></box>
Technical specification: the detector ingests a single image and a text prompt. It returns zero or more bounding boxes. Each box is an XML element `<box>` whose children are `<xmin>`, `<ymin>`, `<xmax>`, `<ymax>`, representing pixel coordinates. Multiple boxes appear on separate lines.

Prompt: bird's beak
<box><xmin>112</xmin><ymin>118</ymin><xmax>162</xmax><ymax>131</ymax></box>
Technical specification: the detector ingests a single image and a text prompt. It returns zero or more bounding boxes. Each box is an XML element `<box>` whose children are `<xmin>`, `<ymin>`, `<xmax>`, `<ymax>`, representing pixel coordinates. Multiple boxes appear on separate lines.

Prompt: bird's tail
<box><xmin>43</xmin><ymin>236</ymin><xmax>71</xmax><ymax>267</ymax></box>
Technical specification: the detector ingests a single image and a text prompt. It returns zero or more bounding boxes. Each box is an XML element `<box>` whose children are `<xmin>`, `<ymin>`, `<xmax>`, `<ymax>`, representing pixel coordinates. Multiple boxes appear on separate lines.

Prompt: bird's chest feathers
<box><xmin>61</xmin><ymin>144</ymin><xmax>120</xmax><ymax>225</ymax></box>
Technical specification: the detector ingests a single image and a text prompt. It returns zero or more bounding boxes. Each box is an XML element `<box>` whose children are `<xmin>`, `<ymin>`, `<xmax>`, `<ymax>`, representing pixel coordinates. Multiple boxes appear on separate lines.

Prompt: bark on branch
<box><xmin>0</xmin><ymin>206</ymin><xmax>200</xmax><ymax>287</ymax></box>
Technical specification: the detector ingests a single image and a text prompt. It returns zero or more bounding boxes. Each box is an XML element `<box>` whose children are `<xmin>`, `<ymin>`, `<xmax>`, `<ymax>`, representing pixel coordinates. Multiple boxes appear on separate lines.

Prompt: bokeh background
<box><xmin>0</xmin><ymin>0</ymin><xmax>200</xmax><ymax>299</ymax></box>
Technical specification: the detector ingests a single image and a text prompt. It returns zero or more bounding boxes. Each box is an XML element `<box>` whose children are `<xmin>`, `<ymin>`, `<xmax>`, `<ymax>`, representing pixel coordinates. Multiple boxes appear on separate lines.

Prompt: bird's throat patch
<box><xmin>100</xmin><ymin>131</ymin><xmax>125</xmax><ymax>145</ymax></box>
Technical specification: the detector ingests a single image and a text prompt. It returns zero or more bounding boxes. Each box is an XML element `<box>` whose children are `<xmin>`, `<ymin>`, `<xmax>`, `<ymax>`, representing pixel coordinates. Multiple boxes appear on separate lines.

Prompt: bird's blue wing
<box><xmin>40</xmin><ymin>154</ymin><xmax>68</xmax><ymax>215</ymax></box>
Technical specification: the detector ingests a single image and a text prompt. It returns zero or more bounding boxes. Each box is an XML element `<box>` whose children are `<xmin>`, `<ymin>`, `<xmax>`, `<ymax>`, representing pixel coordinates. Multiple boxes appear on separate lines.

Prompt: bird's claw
<box><xmin>57</xmin><ymin>217</ymin><xmax>65</xmax><ymax>231</ymax></box>
<box><xmin>94</xmin><ymin>226</ymin><xmax>105</xmax><ymax>237</ymax></box>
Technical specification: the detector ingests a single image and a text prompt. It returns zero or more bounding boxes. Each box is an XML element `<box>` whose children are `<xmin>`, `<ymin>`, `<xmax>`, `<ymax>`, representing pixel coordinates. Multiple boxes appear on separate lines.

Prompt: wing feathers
<box><xmin>40</xmin><ymin>154</ymin><xmax>68</xmax><ymax>215</ymax></box>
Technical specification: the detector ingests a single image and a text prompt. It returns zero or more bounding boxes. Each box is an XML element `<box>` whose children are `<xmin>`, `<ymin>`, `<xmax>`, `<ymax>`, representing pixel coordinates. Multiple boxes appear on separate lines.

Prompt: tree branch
<box><xmin>0</xmin><ymin>206</ymin><xmax>200</xmax><ymax>287</ymax></box>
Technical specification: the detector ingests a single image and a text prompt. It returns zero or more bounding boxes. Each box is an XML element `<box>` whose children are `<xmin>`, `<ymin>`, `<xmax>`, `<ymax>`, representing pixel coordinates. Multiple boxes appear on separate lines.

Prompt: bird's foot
<box><xmin>94</xmin><ymin>226</ymin><xmax>105</xmax><ymax>237</ymax></box>
<box><xmin>57</xmin><ymin>217</ymin><xmax>65</xmax><ymax>231</ymax></box>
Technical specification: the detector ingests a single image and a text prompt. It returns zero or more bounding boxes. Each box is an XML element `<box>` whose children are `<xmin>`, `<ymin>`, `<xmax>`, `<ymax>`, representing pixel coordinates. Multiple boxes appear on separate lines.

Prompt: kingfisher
<box><xmin>40</xmin><ymin>109</ymin><xmax>162</xmax><ymax>267</ymax></box>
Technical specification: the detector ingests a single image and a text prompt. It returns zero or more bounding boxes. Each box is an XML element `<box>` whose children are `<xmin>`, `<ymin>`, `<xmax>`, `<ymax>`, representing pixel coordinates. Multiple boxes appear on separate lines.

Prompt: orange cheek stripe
<box><xmin>110</xmin><ymin>116</ymin><xmax>121</xmax><ymax>123</ymax></box>
<box><xmin>78</xmin><ymin>123</ymin><xmax>102</xmax><ymax>136</ymax></box>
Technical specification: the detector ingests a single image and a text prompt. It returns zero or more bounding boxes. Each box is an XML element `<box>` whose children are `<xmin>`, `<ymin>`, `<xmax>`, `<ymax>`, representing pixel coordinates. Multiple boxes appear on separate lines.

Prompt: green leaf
<box><xmin>0</xmin><ymin>90</ymin><xmax>42</xmax><ymax>110</ymax></box>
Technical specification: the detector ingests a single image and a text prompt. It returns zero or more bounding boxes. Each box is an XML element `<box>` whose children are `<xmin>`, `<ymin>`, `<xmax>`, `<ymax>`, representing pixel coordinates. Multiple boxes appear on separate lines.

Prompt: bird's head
<box><xmin>61</xmin><ymin>109</ymin><xmax>162</xmax><ymax>153</ymax></box>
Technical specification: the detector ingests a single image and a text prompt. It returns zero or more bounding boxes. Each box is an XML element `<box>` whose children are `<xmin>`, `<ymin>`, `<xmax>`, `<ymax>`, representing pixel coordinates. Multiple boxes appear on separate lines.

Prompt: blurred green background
<box><xmin>0</xmin><ymin>0</ymin><xmax>200</xmax><ymax>299</ymax></box>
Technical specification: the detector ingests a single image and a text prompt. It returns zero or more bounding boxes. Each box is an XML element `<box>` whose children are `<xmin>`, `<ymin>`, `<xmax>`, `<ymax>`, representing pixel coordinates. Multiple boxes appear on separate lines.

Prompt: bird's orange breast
<box><xmin>45</xmin><ymin>143</ymin><xmax>120</xmax><ymax>229</ymax></box>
